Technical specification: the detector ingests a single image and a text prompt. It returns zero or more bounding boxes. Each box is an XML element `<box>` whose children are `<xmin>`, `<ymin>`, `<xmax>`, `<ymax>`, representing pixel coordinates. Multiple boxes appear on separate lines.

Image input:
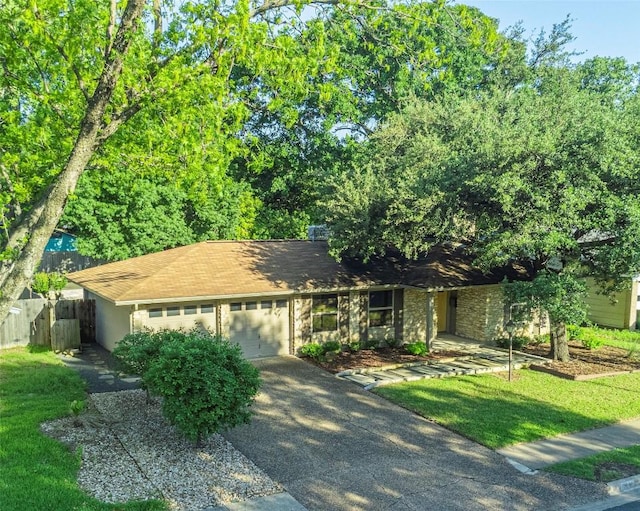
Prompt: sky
<box><xmin>453</xmin><ymin>1</ymin><xmax>640</xmax><ymax>64</ymax></box>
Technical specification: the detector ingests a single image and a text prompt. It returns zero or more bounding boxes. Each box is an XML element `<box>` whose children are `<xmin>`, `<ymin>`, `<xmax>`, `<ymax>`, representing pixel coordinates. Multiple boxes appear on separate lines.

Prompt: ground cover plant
<box><xmin>0</xmin><ymin>347</ymin><xmax>165</xmax><ymax>511</ymax></box>
<box><xmin>374</xmin><ymin>370</ymin><xmax>640</xmax><ymax>449</ymax></box>
<box><xmin>575</xmin><ymin>326</ymin><xmax>640</xmax><ymax>353</ymax></box>
<box><xmin>546</xmin><ymin>445</ymin><xmax>640</xmax><ymax>482</ymax></box>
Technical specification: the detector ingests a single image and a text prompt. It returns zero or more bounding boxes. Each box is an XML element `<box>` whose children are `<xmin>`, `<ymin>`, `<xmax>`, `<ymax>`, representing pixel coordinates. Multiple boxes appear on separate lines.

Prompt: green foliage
<box><xmin>567</xmin><ymin>324</ymin><xmax>582</xmax><ymax>340</ymax></box>
<box><xmin>494</xmin><ymin>336</ymin><xmax>530</xmax><ymax>350</ymax></box>
<box><xmin>322</xmin><ymin>340</ymin><xmax>342</xmax><ymax>353</ymax></box>
<box><xmin>531</xmin><ymin>334</ymin><xmax>550</xmax><ymax>346</ymax></box>
<box><xmin>0</xmin><ymin>348</ymin><xmax>165</xmax><ymax>510</ymax></box>
<box><xmin>579</xmin><ymin>331</ymin><xmax>605</xmax><ymax>351</ymax></box>
<box><xmin>31</xmin><ymin>271</ymin><xmax>68</xmax><ymax>297</ymax></box>
<box><xmin>112</xmin><ymin>331</ymin><xmax>166</xmax><ymax>377</ymax></box>
<box><xmin>69</xmin><ymin>399</ymin><xmax>85</xmax><ymax>417</ymax></box>
<box><xmin>299</xmin><ymin>342</ymin><xmax>324</xmax><ymax>360</ymax></box>
<box><xmin>405</xmin><ymin>342</ymin><xmax>428</xmax><ymax>356</ymax></box>
<box><xmin>324</xmin><ymin>49</ymin><xmax>640</xmax><ymax>362</ymax></box>
<box><xmin>504</xmin><ymin>272</ymin><xmax>588</xmax><ymax>326</ymax></box>
<box><xmin>348</xmin><ymin>341</ymin><xmax>361</xmax><ymax>352</ymax></box>
<box><xmin>143</xmin><ymin>331</ymin><xmax>261</xmax><ymax>444</ymax></box>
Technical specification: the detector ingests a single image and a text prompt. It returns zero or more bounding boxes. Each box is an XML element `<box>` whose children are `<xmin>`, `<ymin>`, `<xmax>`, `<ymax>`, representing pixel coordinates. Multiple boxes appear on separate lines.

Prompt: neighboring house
<box><xmin>68</xmin><ymin>240</ymin><xmax>539</xmax><ymax>359</ymax></box>
<box><xmin>585</xmin><ymin>277</ymin><xmax>640</xmax><ymax>330</ymax></box>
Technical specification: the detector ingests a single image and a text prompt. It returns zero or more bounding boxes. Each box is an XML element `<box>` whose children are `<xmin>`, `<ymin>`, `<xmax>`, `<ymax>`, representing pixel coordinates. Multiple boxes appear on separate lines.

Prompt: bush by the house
<box><xmin>143</xmin><ymin>331</ymin><xmax>261</xmax><ymax>445</ymax></box>
<box><xmin>299</xmin><ymin>342</ymin><xmax>324</xmax><ymax>360</ymax></box>
<box><xmin>348</xmin><ymin>341</ymin><xmax>361</xmax><ymax>352</ymax></box>
<box><xmin>322</xmin><ymin>340</ymin><xmax>342</xmax><ymax>353</ymax></box>
<box><xmin>112</xmin><ymin>330</ymin><xmax>166</xmax><ymax>376</ymax></box>
<box><xmin>405</xmin><ymin>341</ymin><xmax>428</xmax><ymax>356</ymax></box>
<box><xmin>494</xmin><ymin>336</ymin><xmax>530</xmax><ymax>350</ymax></box>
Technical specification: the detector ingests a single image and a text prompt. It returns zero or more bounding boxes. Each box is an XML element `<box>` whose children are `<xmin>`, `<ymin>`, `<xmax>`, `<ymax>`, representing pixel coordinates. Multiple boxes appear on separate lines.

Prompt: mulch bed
<box><xmin>307</xmin><ymin>347</ymin><xmax>468</xmax><ymax>374</ymax></box>
<box><xmin>522</xmin><ymin>341</ymin><xmax>640</xmax><ymax>380</ymax></box>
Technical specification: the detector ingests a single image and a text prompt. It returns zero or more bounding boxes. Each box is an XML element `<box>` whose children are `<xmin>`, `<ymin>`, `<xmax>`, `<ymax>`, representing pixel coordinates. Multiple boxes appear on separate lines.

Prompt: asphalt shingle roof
<box><xmin>68</xmin><ymin>240</ymin><xmax>532</xmax><ymax>305</ymax></box>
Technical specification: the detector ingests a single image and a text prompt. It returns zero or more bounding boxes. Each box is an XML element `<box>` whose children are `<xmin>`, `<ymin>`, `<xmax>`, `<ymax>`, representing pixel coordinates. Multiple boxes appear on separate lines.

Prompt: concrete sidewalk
<box><xmin>498</xmin><ymin>418</ymin><xmax>640</xmax><ymax>471</ymax></box>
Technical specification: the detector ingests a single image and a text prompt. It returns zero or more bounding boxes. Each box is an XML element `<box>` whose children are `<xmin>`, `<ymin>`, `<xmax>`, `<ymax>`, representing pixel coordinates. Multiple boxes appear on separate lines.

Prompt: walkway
<box><xmin>338</xmin><ymin>336</ymin><xmax>548</xmax><ymax>389</ymax></box>
<box><xmin>58</xmin><ymin>342</ymin><xmax>141</xmax><ymax>393</ymax></box>
<box><xmin>498</xmin><ymin>418</ymin><xmax>640</xmax><ymax>471</ymax></box>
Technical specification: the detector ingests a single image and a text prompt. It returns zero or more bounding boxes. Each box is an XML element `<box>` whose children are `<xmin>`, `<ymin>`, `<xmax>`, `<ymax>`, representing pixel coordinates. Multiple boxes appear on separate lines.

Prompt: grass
<box><xmin>0</xmin><ymin>347</ymin><xmax>166</xmax><ymax>511</ymax></box>
<box><xmin>546</xmin><ymin>445</ymin><xmax>640</xmax><ymax>482</ymax></box>
<box><xmin>374</xmin><ymin>369</ymin><xmax>640</xmax><ymax>449</ymax></box>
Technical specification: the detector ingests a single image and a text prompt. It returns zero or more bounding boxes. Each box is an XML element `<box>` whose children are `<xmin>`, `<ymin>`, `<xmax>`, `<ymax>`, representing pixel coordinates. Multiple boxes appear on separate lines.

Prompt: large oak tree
<box><xmin>325</xmin><ymin>56</ymin><xmax>640</xmax><ymax>361</ymax></box>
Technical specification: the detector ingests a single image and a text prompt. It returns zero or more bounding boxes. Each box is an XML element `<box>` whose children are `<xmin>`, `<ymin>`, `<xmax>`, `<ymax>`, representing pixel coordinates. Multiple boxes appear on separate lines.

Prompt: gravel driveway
<box><xmin>223</xmin><ymin>357</ymin><xmax>609</xmax><ymax>511</ymax></box>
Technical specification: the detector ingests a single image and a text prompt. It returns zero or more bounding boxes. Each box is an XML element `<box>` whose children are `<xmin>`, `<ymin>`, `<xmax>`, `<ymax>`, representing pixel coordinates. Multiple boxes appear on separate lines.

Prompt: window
<box><xmin>184</xmin><ymin>305</ymin><xmax>197</xmax><ymax>315</ymax></box>
<box><xmin>369</xmin><ymin>290</ymin><xmax>393</xmax><ymax>327</ymax></box>
<box><xmin>166</xmin><ymin>306</ymin><xmax>180</xmax><ymax>317</ymax></box>
<box><xmin>230</xmin><ymin>302</ymin><xmax>242</xmax><ymax>312</ymax></box>
<box><xmin>201</xmin><ymin>304</ymin><xmax>214</xmax><ymax>314</ymax></box>
<box><xmin>312</xmin><ymin>294</ymin><xmax>338</xmax><ymax>332</ymax></box>
<box><xmin>149</xmin><ymin>308</ymin><xmax>163</xmax><ymax>318</ymax></box>
<box><xmin>246</xmin><ymin>301</ymin><xmax>257</xmax><ymax>310</ymax></box>
<box><xmin>261</xmin><ymin>300</ymin><xmax>272</xmax><ymax>309</ymax></box>
<box><xmin>276</xmin><ymin>299</ymin><xmax>288</xmax><ymax>308</ymax></box>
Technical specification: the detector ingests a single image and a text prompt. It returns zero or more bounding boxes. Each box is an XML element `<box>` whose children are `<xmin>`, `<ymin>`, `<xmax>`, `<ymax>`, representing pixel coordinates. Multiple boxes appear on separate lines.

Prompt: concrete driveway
<box><xmin>224</xmin><ymin>357</ymin><xmax>608</xmax><ymax>511</ymax></box>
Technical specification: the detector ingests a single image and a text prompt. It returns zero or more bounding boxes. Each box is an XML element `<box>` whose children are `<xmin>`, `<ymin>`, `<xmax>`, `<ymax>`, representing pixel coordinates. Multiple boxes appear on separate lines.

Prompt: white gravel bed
<box><xmin>41</xmin><ymin>389</ymin><xmax>281</xmax><ymax>510</ymax></box>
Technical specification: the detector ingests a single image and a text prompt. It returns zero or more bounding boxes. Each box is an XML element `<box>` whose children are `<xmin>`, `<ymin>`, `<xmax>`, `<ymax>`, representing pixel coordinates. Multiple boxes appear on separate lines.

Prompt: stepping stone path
<box><xmin>59</xmin><ymin>342</ymin><xmax>142</xmax><ymax>393</ymax></box>
<box><xmin>338</xmin><ymin>341</ymin><xmax>548</xmax><ymax>390</ymax></box>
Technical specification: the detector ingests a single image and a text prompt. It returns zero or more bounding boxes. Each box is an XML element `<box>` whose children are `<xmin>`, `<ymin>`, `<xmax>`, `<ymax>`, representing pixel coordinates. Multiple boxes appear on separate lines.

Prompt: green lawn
<box><xmin>374</xmin><ymin>369</ymin><xmax>640</xmax><ymax>449</ymax></box>
<box><xmin>0</xmin><ymin>347</ymin><xmax>166</xmax><ymax>511</ymax></box>
<box><xmin>546</xmin><ymin>445</ymin><xmax>640</xmax><ymax>482</ymax></box>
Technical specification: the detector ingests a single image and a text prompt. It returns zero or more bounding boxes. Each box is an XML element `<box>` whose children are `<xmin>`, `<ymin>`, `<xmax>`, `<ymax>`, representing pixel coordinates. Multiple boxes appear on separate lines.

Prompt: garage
<box><xmin>228</xmin><ymin>298</ymin><xmax>290</xmax><ymax>358</ymax></box>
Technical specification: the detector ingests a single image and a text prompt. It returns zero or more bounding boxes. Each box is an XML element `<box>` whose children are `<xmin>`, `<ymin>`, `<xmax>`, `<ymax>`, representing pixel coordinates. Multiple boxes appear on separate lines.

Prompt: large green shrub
<box><xmin>299</xmin><ymin>343</ymin><xmax>323</xmax><ymax>360</ymax></box>
<box><xmin>112</xmin><ymin>330</ymin><xmax>165</xmax><ymax>376</ymax></box>
<box><xmin>143</xmin><ymin>331</ymin><xmax>261</xmax><ymax>444</ymax></box>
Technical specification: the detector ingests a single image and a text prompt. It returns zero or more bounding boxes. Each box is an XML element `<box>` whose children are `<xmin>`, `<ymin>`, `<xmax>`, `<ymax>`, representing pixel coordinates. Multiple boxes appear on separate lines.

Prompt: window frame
<box><xmin>166</xmin><ymin>306</ymin><xmax>180</xmax><ymax>317</ymax></box>
<box><xmin>312</xmin><ymin>294</ymin><xmax>338</xmax><ymax>333</ymax></box>
<box><xmin>368</xmin><ymin>290</ymin><xmax>394</xmax><ymax>328</ymax></box>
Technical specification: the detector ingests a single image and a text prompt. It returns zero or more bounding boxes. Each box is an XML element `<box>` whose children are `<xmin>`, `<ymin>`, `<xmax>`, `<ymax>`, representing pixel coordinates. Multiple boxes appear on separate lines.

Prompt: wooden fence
<box><xmin>38</xmin><ymin>251</ymin><xmax>105</xmax><ymax>273</ymax></box>
<box><xmin>0</xmin><ymin>298</ymin><xmax>95</xmax><ymax>351</ymax></box>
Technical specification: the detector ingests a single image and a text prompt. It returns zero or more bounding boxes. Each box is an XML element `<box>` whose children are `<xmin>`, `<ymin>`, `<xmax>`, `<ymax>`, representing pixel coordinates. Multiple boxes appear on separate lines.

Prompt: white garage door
<box><xmin>228</xmin><ymin>298</ymin><xmax>290</xmax><ymax>358</ymax></box>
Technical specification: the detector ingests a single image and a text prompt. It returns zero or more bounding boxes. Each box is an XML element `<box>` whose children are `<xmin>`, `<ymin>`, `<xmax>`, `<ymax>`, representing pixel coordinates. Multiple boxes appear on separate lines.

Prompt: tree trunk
<box><xmin>0</xmin><ymin>0</ymin><xmax>146</xmax><ymax>325</ymax></box>
<box><xmin>549</xmin><ymin>319</ymin><xmax>570</xmax><ymax>362</ymax></box>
